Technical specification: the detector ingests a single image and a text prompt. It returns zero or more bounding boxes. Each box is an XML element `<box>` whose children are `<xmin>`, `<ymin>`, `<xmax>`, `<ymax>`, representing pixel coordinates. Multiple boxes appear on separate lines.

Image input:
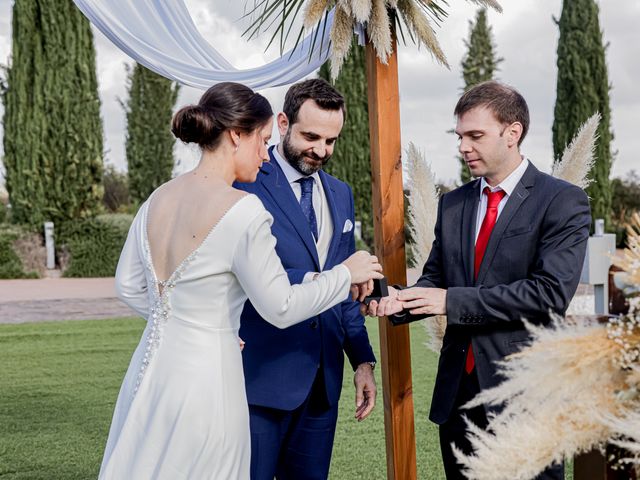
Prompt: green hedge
<box><xmin>59</xmin><ymin>214</ymin><xmax>133</xmax><ymax>278</ymax></box>
<box><xmin>0</xmin><ymin>202</ymin><xmax>7</xmax><ymax>223</ymax></box>
<box><xmin>0</xmin><ymin>224</ymin><xmax>40</xmax><ymax>279</ymax></box>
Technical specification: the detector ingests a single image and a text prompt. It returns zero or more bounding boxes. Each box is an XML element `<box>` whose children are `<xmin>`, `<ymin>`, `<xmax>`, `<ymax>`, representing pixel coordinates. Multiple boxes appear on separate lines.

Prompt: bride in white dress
<box><xmin>98</xmin><ymin>82</ymin><xmax>382</xmax><ymax>479</ymax></box>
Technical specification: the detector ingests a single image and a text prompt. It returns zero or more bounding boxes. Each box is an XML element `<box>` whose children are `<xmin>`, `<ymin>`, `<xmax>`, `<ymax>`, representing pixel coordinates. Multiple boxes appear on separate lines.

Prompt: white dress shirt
<box><xmin>272</xmin><ymin>147</ymin><xmax>334</xmax><ymax>270</ymax></box>
<box><xmin>474</xmin><ymin>158</ymin><xmax>529</xmax><ymax>243</ymax></box>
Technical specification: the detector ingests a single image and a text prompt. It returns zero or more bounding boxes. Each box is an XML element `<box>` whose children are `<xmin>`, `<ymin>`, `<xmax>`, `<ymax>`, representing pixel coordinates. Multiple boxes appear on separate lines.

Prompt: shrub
<box><xmin>0</xmin><ymin>202</ymin><xmax>7</xmax><ymax>223</ymax></box>
<box><xmin>103</xmin><ymin>165</ymin><xmax>130</xmax><ymax>213</ymax></box>
<box><xmin>611</xmin><ymin>171</ymin><xmax>640</xmax><ymax>247</ymax></box>
<box><xmin>0</xmin><ymin>224</ymin><xmax>43</xmax><ymax>279</ymax></box>
<box><xmin>59</xmin><ymin>214</ymin><xmax>133</xmax><ymax>277</ymax></box>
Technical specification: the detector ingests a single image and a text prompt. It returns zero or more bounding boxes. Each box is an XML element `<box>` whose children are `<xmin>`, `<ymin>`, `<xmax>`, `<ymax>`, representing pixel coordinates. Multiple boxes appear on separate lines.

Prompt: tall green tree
<box><xmin>124</xmin><ymin>63</ymin><xmax>179</xmax><ymax>204</ymax></box>
<box><xmin>458</xmin><ymin>8</ymin><xmax>502</xmax><ymax>183</ymax></box>
<box><xmin>2</xmin><ymin>0</ymin><xmax>103</xmax><ymax>228</ymax></box>
<box><xmin>553</xmin><ymin>0</ymin><xmax>613</xmax><ymax>227</ymax></box>
<box><xmin>319</xmin><ymin>44</ymin><xmax>374</xmax><ymax>247</ymax></box>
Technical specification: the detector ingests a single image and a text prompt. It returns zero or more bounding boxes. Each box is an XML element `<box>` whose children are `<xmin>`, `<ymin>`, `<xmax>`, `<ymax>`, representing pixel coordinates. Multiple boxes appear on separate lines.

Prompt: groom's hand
<box><xmin>354</xmin><ymin>363</ymin><xmax>376</xmax><ymax>422</ymax></box>
<box><xmin>363</xmin><ymin>286</ymin><xmax>404</xmax><ymax>317</ymax></box>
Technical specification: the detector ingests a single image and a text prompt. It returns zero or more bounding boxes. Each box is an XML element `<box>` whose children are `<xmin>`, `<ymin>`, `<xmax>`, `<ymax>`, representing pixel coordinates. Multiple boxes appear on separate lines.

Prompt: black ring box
<box><xmin>362</xmin><ymin>277</ymin><xmax>389</xmax><ymax>306</ymax></box>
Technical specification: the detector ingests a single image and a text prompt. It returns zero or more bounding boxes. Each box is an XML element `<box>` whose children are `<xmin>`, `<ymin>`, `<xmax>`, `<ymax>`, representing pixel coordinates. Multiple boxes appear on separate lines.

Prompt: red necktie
<box><xmin>465</xmin><ymin>187</ymin><xmax>506</xmax><ymax>374</ymax></box>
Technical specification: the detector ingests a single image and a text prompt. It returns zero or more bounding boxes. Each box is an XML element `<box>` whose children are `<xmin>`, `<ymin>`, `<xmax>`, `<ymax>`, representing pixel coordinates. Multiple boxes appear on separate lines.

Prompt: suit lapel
<box><xmin>259</xmin><ymin>149</ymin><xmax>320</xmax><ymax>269</ymax></box>
<box><xmin>319</xmin><ymin>170</ymin><xmax>341</xmax><ymax>265</ymax></box>
<box><xmin>475</xmin><ymin>163</ymin><xmax>537</xmax><ymax>285</ymax></box>
<box><xmin>462</xmin><ymin>180</ymin><xmax>481</xmax><ymax>286</ymax></box>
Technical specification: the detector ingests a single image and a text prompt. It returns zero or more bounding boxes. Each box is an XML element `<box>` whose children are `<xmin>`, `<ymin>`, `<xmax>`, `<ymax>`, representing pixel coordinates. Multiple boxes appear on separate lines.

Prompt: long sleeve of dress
<box><xmin>114</xmin><ymin>206</ymin><xmax>150</xmax><ymax>319</ymax></box>
<box><xmin>231</xmin><ymin>209</ymin><xmax>352</xmax><ymax>329</ymax></box>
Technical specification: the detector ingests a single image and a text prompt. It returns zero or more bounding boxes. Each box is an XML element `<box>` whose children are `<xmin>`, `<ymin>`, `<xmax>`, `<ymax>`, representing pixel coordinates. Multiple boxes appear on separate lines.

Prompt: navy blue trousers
<box><xmin>249</xmin><ymin>373</ymin><xmax>339</xmax><ymax>480</ymax></box>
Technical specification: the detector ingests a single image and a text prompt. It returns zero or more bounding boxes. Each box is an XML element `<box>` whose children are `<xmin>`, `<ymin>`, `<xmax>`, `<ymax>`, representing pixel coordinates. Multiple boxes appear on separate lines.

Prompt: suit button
<box><xmin>310</xmin><ymin>320</ymin><xmax>318</xmax><ymax>329</ymax></box>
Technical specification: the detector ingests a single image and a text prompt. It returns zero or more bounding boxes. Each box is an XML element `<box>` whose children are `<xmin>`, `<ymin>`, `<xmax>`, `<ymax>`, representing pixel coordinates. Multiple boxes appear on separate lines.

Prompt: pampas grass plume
<box><xmin>397</xmin><ymin>0</ymin><xmax>449</xmax><ymax>67</ymax></box>
<box><xmin>404</xmin><ymin>142</ymin><xmax>447</xmax><ymax>352</ymax></box>
<box><xmin>405</xmin><ymin>142</ymin><xmax>438</xmax><ymax>267</ymax></box>
<box><xmin>303</xmin><ymin>0</ymin><xmax>331</xmax><ymax>28</ymax></box>
<box><xmin>367</xmin><ymin>0</ymin><xmax>393</xmax><ymax>64</ymax></box>
<box><xmin>329</xmin><ymin>5</ymin><xmax>355</xmax><ymax>80</ymax></box>
<box><xmin>336</xmin><ymin>0</ymin><xmax>352</xmax><ymax>16</ymax></box>
<box><xmin>348</xmin><ymin>0</ymin><xmax>371</xmax><ymax>23</ymax></box>
<box><xmin>552</xmin><ymin>112</ymin><xmax>600</xmax><ymax>189</ymax></box>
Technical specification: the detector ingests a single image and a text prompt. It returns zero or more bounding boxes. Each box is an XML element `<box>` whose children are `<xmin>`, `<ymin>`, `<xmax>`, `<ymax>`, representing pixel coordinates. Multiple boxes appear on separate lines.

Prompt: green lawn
<box><xmin>331</xmin><ymin>319</ymin><xmax>444</xmax><ymax>479</ymax></box>
<box><xmin>0</xmin><ymin>317</ymin><xmax>570</xmax><ymax>479</ymax></box>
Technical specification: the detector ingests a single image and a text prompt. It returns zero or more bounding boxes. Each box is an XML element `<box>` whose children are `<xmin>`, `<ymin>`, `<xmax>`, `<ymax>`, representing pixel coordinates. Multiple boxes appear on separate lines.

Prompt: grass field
<box><xmin>0</xmin><ymin>317</ymin><xmax>570</xmax><ymax>479</ymax></box>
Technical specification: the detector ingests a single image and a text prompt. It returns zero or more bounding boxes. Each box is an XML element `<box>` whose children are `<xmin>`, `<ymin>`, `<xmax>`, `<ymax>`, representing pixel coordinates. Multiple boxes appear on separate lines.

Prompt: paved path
<box><xmin>0</xmin><ymin>278</ymin><xmax>134</xmax><ymax>324</ymax></box>
<box><xmin>0</xmin><ymin>277</ymin><xmax>117</xmax><ymax>302</ymax></box>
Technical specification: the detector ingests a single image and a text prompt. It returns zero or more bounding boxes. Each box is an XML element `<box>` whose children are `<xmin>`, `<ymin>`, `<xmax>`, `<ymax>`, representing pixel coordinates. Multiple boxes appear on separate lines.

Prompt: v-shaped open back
<box><xmin>144</xmin><ymin>192</ymin><xmax>251</xmax><ymax>296</ymax></box>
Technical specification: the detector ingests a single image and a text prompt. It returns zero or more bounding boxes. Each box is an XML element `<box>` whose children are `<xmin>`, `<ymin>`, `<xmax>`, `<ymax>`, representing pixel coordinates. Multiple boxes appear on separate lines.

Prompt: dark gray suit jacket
<box><xmin>400</xmin><ymin>162</ymin><xmax>591</xmax><ymax>424</ymax></box>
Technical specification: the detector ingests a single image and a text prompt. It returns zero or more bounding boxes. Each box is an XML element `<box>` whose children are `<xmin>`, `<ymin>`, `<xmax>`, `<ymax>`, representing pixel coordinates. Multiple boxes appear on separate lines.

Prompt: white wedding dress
<box><xmin>99</xmin><ymin>194</ymin><xmax>351</xmax><ymax>479</ymax></box>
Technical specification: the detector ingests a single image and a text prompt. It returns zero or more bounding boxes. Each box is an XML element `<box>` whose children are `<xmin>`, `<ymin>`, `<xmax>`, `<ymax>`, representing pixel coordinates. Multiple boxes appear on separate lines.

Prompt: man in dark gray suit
<box><xmin>367</xmin><ymin>81</ymin><xmax>591</xmax><ymax>479</ymax></box>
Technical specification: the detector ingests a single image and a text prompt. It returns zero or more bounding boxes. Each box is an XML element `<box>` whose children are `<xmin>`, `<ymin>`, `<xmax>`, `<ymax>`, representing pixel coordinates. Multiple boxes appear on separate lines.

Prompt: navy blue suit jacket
<box><xmin>235</xmin><ymin>147</ymin><xmax>376</xmax><ymax>411</ymax></box>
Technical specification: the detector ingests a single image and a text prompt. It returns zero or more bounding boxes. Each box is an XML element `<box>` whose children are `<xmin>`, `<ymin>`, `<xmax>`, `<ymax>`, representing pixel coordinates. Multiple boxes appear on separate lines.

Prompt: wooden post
<box><xmin>365</xmin><ymin>25</ymin><xmax>418</xmax><ymax>480</ymax></box>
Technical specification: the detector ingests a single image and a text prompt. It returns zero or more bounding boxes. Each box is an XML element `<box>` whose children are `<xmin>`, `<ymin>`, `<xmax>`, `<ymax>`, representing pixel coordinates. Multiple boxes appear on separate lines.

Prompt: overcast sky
<box><xmin>0</xmin><ymin>0</ymin><xmax>637</xmax><ymax>186</ymax></box>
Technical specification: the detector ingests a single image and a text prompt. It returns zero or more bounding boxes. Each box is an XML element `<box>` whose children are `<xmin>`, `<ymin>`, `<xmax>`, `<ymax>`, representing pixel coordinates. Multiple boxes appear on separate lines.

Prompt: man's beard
<box><xmin>282</xmin><ymin>132</ymin><xmax>331</xmax><ymax>175</ymax></box>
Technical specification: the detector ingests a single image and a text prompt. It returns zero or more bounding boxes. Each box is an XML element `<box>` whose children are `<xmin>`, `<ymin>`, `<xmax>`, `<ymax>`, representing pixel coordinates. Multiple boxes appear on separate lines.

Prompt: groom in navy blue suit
<box><xmin>235</xmin><ymin>79</ymin><xmax>377</xmax><ymax>480</ymax></box>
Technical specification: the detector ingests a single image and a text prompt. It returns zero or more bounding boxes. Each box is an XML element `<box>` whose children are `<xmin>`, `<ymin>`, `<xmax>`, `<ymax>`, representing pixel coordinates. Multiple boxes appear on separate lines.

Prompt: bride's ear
<box><xmin>229</xmin><ymin>130</ymin><xmax>241</xmax><ymax>152</ymax></box>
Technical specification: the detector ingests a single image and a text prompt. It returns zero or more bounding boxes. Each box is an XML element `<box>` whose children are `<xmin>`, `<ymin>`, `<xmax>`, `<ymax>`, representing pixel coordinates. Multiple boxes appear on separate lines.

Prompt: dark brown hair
<box><xmin>283</xmin><ymin>78</ymin><xmax>346</xmax><ymax>124</ymax></box>
<box><xmin>172</xmin><ymin>82</ymin><xmax>273</xmax><ymax>150</ymax></box>
<box><xmin>454</xmin><ymin>80</ymin><xmax>530</xmax><ymax>146</ymax></box>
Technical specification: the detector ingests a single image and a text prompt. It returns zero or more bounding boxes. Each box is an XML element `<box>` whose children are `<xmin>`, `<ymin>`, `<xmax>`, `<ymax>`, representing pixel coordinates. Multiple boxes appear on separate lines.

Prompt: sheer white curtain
<box><xmin>73</xmin><ymin>0</ymin><xmax>334</xmax><ymax>89</ymax></box>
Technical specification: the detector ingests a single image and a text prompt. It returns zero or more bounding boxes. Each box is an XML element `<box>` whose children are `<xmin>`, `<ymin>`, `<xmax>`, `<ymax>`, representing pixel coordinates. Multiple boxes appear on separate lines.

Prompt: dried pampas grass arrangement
<box><xmin>248</xmin><ymin>1</ymin><xmax>503</xmax><ymax>79</ymax></box>
<box><xmin>248</xmin><ymin>0</ymin><xmax>503</xmax><ymax>78</ymax></box>
<box><xmin>302</xmin><ymin>0</ymin><xmax>502</xmax><ymax>79</ymax></box>
<box><xmin>404</xmin><ymin>142</ymin><xmax>447</xmax><ymax>353</ymax></box>
<box><xmin>552</xmin><ymin>112</ymin><xmax>600</xmax><ymax>189</ymax></box>
<box><xmin>454</xmin><ymin>220</ymin><xmax>640</xmax><ymax>479</ymax></box>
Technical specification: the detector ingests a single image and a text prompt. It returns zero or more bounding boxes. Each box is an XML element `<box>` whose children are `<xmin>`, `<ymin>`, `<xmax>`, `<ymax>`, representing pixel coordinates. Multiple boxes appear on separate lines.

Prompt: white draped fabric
<box><xmin>73</xmin><ymin>0</ymin><xmax>334</xmax><ymax>89</ymax></box>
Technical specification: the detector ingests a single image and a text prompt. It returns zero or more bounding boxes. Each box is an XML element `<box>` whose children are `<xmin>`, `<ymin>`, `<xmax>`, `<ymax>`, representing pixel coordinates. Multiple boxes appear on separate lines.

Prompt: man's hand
<box><xmin>362</xmin><ymin>286</ymin><xmax>404</xmax><ymax>317</ymax></box>
<box><xmin>350</xmin><ymin>278</ymin><xmax>374</xmax><ymax>302</ymax></box>
<box><xmin>354</xmin><ymin>363</ymin><xmax>376</xmax><ymax>422</ymax></box>
<box><xmin>397</xmin><ymin>287</ymin><xmax>447</xmax><ymax>315</ymax></box>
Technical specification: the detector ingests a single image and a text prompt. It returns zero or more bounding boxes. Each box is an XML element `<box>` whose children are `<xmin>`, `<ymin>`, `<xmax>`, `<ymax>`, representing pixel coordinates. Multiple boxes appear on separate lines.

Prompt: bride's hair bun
<box><xmin>171</xmin><ymin>82</ymin><xmax>273</xmax><ymax>151</ymax></box>
<box><xmin>171</xmin><ymin>105</ymin><xmax>219</xmax><ymax>148</ymax></box>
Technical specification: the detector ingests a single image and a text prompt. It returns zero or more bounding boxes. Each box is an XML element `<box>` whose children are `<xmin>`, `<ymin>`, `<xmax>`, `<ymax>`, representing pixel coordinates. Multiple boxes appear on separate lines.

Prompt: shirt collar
<box><xmin>479</xmin><ymin>157</ymin><xmax>529</xmax><ymax>198</ymax></box>
<box><xmin>272</xmin><ymin>145</ymin><xmax>321</xmax><ymax>186</ymax></box>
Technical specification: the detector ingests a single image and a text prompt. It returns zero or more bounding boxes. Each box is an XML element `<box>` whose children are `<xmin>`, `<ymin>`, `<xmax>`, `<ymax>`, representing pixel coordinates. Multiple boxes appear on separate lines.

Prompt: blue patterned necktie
<box><xmin>297</xmin><ymin>177</ymin><xmax>318</xmax><ymax>241</ymax></box>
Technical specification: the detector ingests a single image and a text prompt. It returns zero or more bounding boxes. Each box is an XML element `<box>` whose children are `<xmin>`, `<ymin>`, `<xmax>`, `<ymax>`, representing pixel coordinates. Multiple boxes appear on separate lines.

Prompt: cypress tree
<box><xmin>2</xmin><ymin>0</ymin><xmax>104</xmax><ymax>228</ymax></box>
<box><xmin>458</xmin><ymin>8</ymin><xmax>502</xmax><ymax>183</ymax></box>
<box><xmin>319</xmin><ymin>44</ymin><xmax>374</xmax><ymax>247</ymax></box>
<box><xmin>553</xmin><ymin>0</ymin><xmax>612</xmax><ymax>227</ymax></box>
<box><xmin>124</xmin><ymin>63</ymin><xmax>179</xmax><ymax>204</ymax></box>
